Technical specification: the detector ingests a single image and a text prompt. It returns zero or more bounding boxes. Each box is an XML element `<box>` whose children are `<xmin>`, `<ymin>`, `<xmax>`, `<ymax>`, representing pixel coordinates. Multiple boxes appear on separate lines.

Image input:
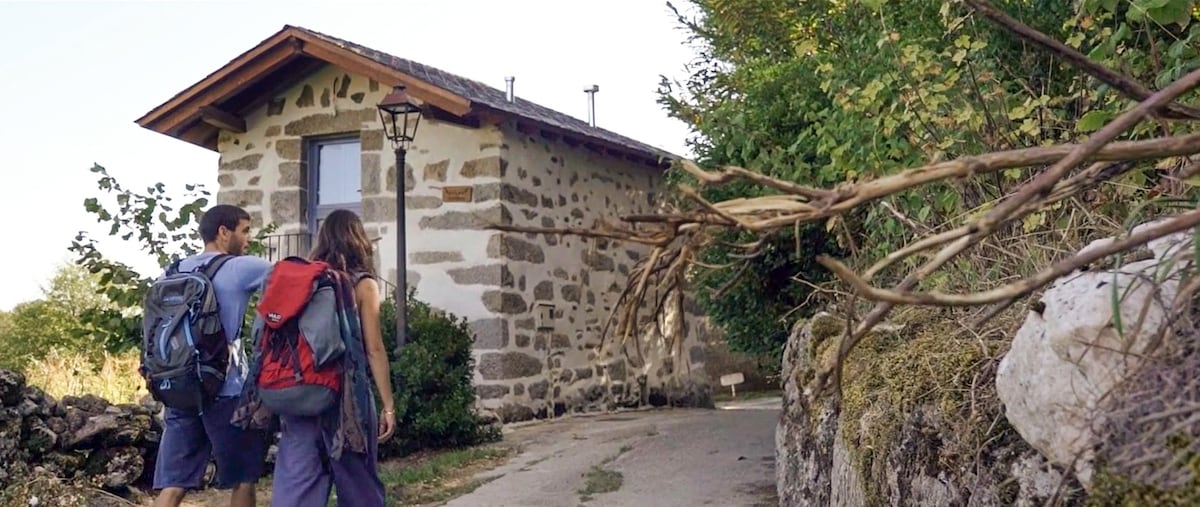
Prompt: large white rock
<box><xmin>996</xmin><ymin>221</ymin><xmax>1192</xmax><ymax>487</ymax></box>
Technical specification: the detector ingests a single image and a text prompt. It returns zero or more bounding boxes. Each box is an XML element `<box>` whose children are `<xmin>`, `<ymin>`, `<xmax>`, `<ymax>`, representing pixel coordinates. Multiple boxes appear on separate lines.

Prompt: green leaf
<box><xmin>1076</xmin><ymin>110</ymin><xmax>1113</xmax><ymax>132</ymax></box>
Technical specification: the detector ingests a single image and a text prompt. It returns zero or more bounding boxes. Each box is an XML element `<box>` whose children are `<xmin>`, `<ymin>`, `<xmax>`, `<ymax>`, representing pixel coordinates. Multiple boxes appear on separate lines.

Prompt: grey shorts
<box><xmin>152</xmin><ymin>396</ymin><xmax>270</xmax><ymax>491</ymax></box>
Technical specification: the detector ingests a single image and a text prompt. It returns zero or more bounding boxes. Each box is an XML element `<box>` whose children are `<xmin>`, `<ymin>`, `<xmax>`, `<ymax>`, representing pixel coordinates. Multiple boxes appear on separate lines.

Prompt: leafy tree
<box><xmin>0</xmin><ymin>263</ymin><xmax>117</xmax><ymax>369</ymax></box>
<box><xmin>659</xmin><ymin>0</ymin><xmax>1200</xmax><ymax>362</ymax></box>
<box><xmin>70</xmin><ymin>164</ymin><xmax>275</xmax><ymax>351</ymax></box>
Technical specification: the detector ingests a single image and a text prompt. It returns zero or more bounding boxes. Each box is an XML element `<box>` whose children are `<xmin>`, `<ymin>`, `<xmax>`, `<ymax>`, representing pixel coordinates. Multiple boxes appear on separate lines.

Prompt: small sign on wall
<box><xmin>442</xmin><ymin>185</ymin><xmax>473</xmax><ymax>203</ymax></box>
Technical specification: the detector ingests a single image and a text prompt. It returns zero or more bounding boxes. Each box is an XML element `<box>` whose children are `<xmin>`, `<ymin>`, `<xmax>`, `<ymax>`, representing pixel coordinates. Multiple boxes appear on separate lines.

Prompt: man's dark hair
<box><xmin>198</xmin><ymin>205</ymin><xmax>251</xmax><ymax>243</ymax></box>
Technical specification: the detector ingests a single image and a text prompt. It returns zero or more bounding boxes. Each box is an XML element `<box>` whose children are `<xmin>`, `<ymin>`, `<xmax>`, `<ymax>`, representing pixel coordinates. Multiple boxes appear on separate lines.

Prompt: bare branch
<box><xmin>965</xmin><ymin>0</ymin><xmax>1200</xmax><ymax>120</ymax></box>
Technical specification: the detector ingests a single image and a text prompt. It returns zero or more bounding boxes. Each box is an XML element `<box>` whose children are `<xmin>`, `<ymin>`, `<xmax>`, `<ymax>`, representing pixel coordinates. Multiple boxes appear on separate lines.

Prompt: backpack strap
<box><xmin>199</xmin><ymin>254</ymin><xmax>234</xmax><ymax>280</ymax></box>
<box><xmin>165</xmin><ymin>259</ymin><xmax>183</xmax><ymax>276</ymax></box>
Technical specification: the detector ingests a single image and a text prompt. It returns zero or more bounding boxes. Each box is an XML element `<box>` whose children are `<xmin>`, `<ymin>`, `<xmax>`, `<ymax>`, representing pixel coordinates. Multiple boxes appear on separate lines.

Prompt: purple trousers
<box><xmin>270</xmin><ymin>405</ymin><xmax>385</xmax><ymax>507</ymax></box>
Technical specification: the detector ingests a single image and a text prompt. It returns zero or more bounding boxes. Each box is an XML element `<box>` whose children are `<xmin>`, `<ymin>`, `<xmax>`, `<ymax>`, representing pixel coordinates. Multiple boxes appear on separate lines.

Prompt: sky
<box><xmin>0</xmin><ymin>0</ymin><xmax>701</xmax><ymax>311</ymax></box>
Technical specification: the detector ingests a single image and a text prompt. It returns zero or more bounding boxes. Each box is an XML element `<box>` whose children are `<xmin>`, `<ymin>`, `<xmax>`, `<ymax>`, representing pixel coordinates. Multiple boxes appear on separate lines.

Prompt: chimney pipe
<box><xmin>505</xmin><ymin>76</ymin><xmax>515</xmax><ymax>102</ymax></box>
<box><xmin>584</xmin><ymin>84</ymin><xmax>599</xmax><ymax>127</ymax></box>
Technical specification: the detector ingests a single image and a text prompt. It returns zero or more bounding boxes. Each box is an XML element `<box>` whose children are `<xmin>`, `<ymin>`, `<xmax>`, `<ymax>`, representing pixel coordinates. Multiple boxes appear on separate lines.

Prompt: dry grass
<box><xmin>23</xmin><ymin>348</ymin><xmax>147</xmax><ymax>405</ymax></box>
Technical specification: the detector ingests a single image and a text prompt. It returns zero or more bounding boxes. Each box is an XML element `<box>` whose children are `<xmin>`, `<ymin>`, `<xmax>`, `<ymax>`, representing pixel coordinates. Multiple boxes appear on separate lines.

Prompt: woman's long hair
<box><xmin>310</xmin><ymin>209</ymin><xmax>375</xmax><ymax>275</ymax></box>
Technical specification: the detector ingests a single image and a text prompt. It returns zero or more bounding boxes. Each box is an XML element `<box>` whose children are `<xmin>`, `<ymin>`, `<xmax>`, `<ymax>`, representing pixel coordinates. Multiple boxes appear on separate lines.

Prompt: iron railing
<box><xmin>257</xmin><ymin>233</ymin><xmax>312</xmax><ymax>263</ymax></box>
<box><xmin>257</xmin><ymin>232</ymin><xmax>394</xmax><ymax>299</ymax></box>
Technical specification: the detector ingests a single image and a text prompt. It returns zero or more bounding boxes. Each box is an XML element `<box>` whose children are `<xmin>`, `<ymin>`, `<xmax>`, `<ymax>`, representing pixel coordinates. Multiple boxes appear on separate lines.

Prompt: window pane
<box><xmin>317</xmin><ymin>141</ymin><xmax>361</xmax><ymax>206</ymax></box>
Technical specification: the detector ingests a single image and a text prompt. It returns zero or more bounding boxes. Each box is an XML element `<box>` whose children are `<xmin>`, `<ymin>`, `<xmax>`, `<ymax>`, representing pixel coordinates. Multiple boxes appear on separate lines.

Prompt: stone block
<box><xmin>606</xmin><ymin>361</ymin><xmax>627</xmax><ymax>381</ymax></box>
<box><xmin>469</xmin><ymin>318</ymin><xmax>509</xmax><ymax>349</ymax></box>
<box><xmin>217</xmin><ymin>173</ymin><xmax>235</xmax><ymax>187</ymax></box>
<box><xmin>217</xmin><ymin>189</ymin><xmax>263</xmax><ymax>208</ymax></box>
<box><xmin>361</xmin><ymin>154</ymin><xmax>381</xmax><ymax>195</ymax></box>
<box><xmin>501</xmin><ymin>184</ymin><xmax>539</xmax><ymax>207</ymax></box>
<box><xmin>582</xmin><ymin>250</ymin><xmax>615</xmax><ymax>272</ymax></box>
<box><xmin>514</xmin><ymin>334</ymin><xmax>531</xmax><ymax>347</ymax></box>
<box><xmin>360</xmin><ymin>129</ymin><xmax>384</xmax><ymax>151</ymax></box>
<box><xmin>475</xmin><ymin>384</ymin><xmax>510</xmax><ymax>400</ymax></box>
<box><xmin>534</xmin><ymin>281</ymin><xmax>554</xmax><ymax>301</ymax></box>
<box><xmin>424</xmin><ymin>160</ymin><xmax>449</xmax><ymax>182</ymax></box>
<box><xmin>409</xmin><ymin>251</ymin><xmax>463</xmax><ymax>264</ymax></box>
<box><xmin>219</xmin><ymin>154</ymin><xmax>262</xmax><ymax>172</ymax></box>
<box><xmin>447</xmin><ymin>264</ymin><xmax>510</xmax><ymax>286</ymax></box>
<box><xmin>496</xmin><ymin>403</ymin><xmax>535</xmax><ymax>423</ymax></box>
<box><xmin>473</xmin><ymin>182</ymin><xmax>501</xmax><ymax>202</ymax></box>
<box><xmin>478</xmin><ymin>352</ymin><xmax>543</xmax><ymax>380</ymax></box>
<box><xmin>385</xmin><ymin>163</ymin><xmax>416</xmax><ymax>192</ymax></box>
<box><xmin>551</xmin><ymin>334</ymin><xmax>571</xmax><ymax>349</ymax></box>
<box><xmin>278</xmin><ymin>162</ymin><xmax>301</xmax><ymax>187</ymax></box>
<box><xmin>486</xmin><ymin>235</ymin><xmax>545</xmax><ymax>263</ymax></box>
<box><xmin>362</xmin><ymin>197</ymin><xmax>396</xmax><ymax>223</ymax></box>
<box><xmin>528</xmin><ymin>380</ymin><xmax>549</xmax><ymax>400</ymax></box>
<box><xmin>482</xmin><ymin>291</ymin><xmax>528</xmax><ymax>315</ymax></box>
<box><xmin>574</xmin><ymin>367</ymin><xmax>594</xmax><ymax>382</ymax></box>
<box><xmin>406</xmin><ymin>196</ymin><xmax>443</xmax><ymax>209</ymax></box>
<box><xmin>295</xmin><ymin>85</ymin><xmax>315</xmax><ymax>108</ymax></box>
<box><xmin>460</xmin><ymin>156</ymin><xmax>503</xmax><ymax>178</ymax></box>
<box><xmin>283</xmin><ymin>109</ymin><xmax>376</xmax><ymax>136</ymax></box>
<box><xmin>419</xmin><ymin>210</ymin><xmax>493</xmax><ymax>230</ymax></box>
<box><xmin>275</xmin><ymin>139</ymin><xmax>301</xmax><ymax>160</ymax></box>
<box><xmin>270</xmin><ymin>190</ymin><xmax>302</xmax><ymax>224</ymax></box>
<box><xmin>561</xmin><ymin>285</ymin><xmax>581</xmax><ymax>303</ymax></box>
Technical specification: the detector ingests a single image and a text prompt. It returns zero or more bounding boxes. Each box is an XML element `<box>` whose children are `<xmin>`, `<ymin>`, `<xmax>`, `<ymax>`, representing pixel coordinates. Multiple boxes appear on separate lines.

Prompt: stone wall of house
<box><xmin>472</xmin><ymin>121</ymin><xmax>715</xmax><ymax>422</ymax></box>
<box><xmin>212</xmin><ymin>64</ymin><xmax>713</xmax><ymax>423</ymax></box>
<box><xmin>214</xmin><ymin>64</ymin><xmax>506</xmax><ymax>327</ymax></box>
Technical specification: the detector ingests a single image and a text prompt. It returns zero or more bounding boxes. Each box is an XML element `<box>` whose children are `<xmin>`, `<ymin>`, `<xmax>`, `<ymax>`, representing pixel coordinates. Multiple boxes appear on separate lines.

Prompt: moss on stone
<box><xmin>1087</xmin><ymin>457</ymin><xmax>1200</xmax><ymax>506</ymax></box>
<box><xmin>832</xmin><ymin>307</ymin><xmax>997</xmax><ymax>503</ymax></box>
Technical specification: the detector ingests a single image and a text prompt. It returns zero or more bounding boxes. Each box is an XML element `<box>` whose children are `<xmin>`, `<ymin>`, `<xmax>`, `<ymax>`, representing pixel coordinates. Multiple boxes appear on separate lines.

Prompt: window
<box><xmin>307</xmin><ymin>136</ymin><xmax>362</xmax><ymax>234</ymax></box>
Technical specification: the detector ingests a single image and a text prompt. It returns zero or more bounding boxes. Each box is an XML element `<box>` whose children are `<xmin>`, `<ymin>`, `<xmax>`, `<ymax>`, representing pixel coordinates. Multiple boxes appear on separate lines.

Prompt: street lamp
<box><xmin>377</xmin><ymin>84</ymin><xmax>421</xmax><ymax>350</ymax></box>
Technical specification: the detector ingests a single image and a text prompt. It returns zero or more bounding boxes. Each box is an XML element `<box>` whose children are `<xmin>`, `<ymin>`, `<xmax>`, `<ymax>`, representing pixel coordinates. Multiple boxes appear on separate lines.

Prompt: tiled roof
<box><xmin>292</xmin><ymin>26</ymin><xmax>678</xmax><ymax>163</ymax></box>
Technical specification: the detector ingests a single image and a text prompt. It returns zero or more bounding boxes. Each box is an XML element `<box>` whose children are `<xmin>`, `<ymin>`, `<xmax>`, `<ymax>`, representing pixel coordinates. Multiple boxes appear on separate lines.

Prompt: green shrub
<box><xmin>378</xmin><ymin>290</ymin><xmax>501</xmax><ymax>457</ymax></box>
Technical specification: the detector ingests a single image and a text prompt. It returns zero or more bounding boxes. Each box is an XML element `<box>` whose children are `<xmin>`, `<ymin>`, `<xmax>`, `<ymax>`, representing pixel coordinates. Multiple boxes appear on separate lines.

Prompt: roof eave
<box><xmin>135</xmin><ymin>26</ymin><xmax>475</xmax><ymax>151</ymax></box>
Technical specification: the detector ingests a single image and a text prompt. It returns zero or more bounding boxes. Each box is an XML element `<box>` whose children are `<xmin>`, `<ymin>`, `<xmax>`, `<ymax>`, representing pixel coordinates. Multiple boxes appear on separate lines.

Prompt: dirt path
<box><xmin>134</xmin><ymin>398</ymin><xmax>780</xmax><ymax>506</ymax></box>
<box><xmin>445</xmin><ymin>398</ymin><xmax>781</xmax><ymax>507</ymax></box>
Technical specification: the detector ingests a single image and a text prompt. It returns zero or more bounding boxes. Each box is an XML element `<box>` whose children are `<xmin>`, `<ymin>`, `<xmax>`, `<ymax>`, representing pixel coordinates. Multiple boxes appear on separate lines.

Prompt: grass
<box><xmin>378</xmin><ymin>445</ymin><xmax>517</xmax><ymax>506</ymax></box>
<box><xmin>577</xmin><ymin>446</ymin><xmax>632</xmax><ymax>503</ymax></box>
<box><xmin>23</xmin><ymin>348</ymin><xmax>147</xmax><ymax>404</ymax></box>
<box><xmin>578</xmin><ymin>467</ymin><xmax>623</xmax><ymax>503</ymax></box>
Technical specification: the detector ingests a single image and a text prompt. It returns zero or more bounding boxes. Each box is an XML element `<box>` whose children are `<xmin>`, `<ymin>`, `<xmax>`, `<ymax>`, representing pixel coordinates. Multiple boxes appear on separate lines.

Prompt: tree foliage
<box><xmin>70</xmin><ymin>164</ymin><xmax>275</xmax><ymax>350</ymax></box>
<box><xmin>659</xmin><ymin>0</ymin><xmax>1200</xmax><ymax>361</ymax></box>
<box><xmin>0</xmin><ymin>264</ymin><xmax>119</xmax><ymax>369</ymax></box>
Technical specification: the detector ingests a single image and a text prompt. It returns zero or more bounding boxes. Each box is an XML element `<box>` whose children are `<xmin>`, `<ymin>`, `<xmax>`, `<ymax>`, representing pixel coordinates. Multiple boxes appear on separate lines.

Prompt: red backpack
<box><xmin>253</xmin><ymin>257</ymin><xmax>345</xmax><ymax>417</ymax></box>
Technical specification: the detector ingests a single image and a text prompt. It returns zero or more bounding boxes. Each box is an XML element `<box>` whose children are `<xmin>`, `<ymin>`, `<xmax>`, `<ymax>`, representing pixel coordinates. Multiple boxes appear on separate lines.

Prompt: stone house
<box><xmin>135</xmin><ymin>25</ymin><xmax>713</xmax><ymax>422</ymax></box>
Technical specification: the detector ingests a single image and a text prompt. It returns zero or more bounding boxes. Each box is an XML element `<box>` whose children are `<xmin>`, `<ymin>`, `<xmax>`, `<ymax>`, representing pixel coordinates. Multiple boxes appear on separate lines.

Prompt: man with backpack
<box><xmin>145</xmin><ymin>204</ymin><xmax>273</xmax><ymax>507</ymax></box>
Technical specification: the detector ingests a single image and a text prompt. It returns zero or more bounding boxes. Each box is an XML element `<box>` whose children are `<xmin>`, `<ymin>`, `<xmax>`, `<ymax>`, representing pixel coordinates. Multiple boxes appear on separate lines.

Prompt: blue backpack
<box><xmin>140</xmin><ymin>255</ymin><xmax>232</xmax><ymax>413</ymax></box>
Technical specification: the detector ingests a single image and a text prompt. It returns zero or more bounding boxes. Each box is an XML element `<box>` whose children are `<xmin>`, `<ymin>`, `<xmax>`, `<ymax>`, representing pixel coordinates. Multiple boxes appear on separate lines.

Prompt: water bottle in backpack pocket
<box><xmin>140</xmin><ymin>255</ymin><xmax>232</xmax><ymax>413</ymax></box>
<box><xmin>253</xmin><ymin>257</ymin><xmax>345</xmax><ymax>417</ymax></box>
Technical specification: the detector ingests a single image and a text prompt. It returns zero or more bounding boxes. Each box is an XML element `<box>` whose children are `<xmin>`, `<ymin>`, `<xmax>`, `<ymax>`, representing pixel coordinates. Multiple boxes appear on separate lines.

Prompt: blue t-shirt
<box><xmin>175</xmin><ymin>252</ymin><xmax>273</xmax><ymax>397</ymax></box>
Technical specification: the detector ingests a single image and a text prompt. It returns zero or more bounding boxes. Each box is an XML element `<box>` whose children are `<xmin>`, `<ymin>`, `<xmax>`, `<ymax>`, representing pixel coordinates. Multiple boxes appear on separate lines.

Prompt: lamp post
<box><xmin>377</xmin><ymin>84</ymin><xmax>421</xmax><ymax>350</ymax></box>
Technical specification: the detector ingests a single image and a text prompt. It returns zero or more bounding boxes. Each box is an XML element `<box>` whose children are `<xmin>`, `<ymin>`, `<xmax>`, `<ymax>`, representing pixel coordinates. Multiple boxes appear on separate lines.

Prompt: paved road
<box><xmin>445</xmin><ymin>398</ymin><xmax>781</xmax><ymax>507</ymax></box>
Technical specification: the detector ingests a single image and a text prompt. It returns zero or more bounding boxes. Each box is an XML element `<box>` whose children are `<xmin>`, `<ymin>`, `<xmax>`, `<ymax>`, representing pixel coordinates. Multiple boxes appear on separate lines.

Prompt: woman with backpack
<box><xmin>233</xmin><ymin>209</ymin><xmax>395</xmax><ymax>506</ymax></box>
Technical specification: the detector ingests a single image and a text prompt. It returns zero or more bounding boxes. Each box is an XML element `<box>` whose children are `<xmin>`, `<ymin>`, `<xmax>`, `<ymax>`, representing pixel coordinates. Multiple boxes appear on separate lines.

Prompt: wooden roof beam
<box><xmin>146</xmin><ymin>39</ymin><xmax>303</xmax><ymax>135</ymax></box>
<box><xmin>199</xmin><ymin>106</ymin><xmax>246</xmax><ymax>133</ymax></box>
